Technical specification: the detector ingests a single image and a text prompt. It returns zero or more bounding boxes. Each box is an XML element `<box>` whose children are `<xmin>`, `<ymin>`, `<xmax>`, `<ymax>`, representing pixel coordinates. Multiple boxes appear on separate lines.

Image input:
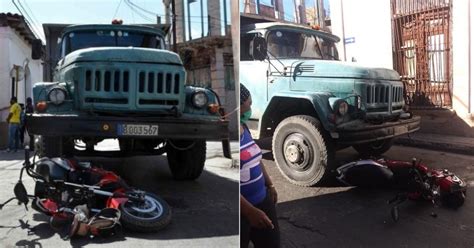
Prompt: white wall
<box><xmin>329</xmin><ymin>0</ymin><xmax>393</xmax><ymax>69</ymax></box>
<box><xmin>452</xmin><ymin>0</ymin><xmax>474</xmax><ymax>124</ymax></box>
<box><xmin>0</xmin><ymin>26</ymin><xmax>43</xmax><ymax>121</ymax></box>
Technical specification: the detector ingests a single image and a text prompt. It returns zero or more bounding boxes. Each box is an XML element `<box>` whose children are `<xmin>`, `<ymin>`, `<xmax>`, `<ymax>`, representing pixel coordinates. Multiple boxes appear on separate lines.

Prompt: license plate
<box><xmin>394</xmin><ymin>125</ymin><xmax>408</xmax><ymax>135</ymax></box>
<box><xmin>118</xmin><ymin>124</ymin><xmax>159</xmax><ymax>136</ymax></box>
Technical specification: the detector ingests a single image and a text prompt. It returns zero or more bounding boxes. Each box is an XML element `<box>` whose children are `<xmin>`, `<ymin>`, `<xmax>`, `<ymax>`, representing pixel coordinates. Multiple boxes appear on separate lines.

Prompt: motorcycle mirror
<box><xmin>24</xmin><ymin>146</ymin><xmax>30</xmax><ymax>167</ymax></box>
<box><xmin>411</xmin><ymin>158</ymin><xmax>417</xmax><ymax>167</ymax></box>
<box><xmin>14</xmin><ymin>182</ymin><xmax>29</xmax><ymax>208</ymax></box>
<box><xmin>391</xmin><ymin>206</ymin><xmax>399</xmax><ymax>222</ymax></box>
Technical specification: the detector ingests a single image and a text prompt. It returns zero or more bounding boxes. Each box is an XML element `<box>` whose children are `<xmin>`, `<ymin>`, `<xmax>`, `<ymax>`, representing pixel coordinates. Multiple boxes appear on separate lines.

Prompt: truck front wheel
<box><xmin>37</xmin><ymin>136</ymin><xmax>74</xmax><ymax>158</ymax></box>
<box><xmin>352</xmin><ymin>139</ymin><xmax>393</xmax><ymax>157</ymax></box>
<box><xmin>166</xmin><ymin>139</ymin><xmax>206</xmax><ymax>180</ymax></box>
<box><xmin>272</xmin><ymin>115</ymin><xmax>333</xmax><ymax>187</ymax></box>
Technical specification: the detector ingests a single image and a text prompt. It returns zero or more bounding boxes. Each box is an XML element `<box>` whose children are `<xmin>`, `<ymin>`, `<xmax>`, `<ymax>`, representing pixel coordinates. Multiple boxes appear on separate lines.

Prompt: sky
<box><xmin>0</xmin><ymin>0</ymin><xmax>228</xmax><ymax>42</ymax></box>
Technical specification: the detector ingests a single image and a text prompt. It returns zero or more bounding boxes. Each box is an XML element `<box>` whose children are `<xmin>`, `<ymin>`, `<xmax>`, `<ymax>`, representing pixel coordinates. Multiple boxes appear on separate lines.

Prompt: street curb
<box><xmin>395</xmin><ymin>136</ymin><xmax>474</xmax><ymax>156</ymax></box>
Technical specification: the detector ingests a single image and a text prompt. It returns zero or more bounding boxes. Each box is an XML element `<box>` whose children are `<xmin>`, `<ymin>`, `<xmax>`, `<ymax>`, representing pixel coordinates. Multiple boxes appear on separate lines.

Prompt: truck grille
<box><xmin>366</xmin><ymin>85</ymin><xmax>403</xmax><ymax>104</ymax></box>
<box><xmin>365</xmin><ymin>84</ymin><xmax>404</xmax><ymax>113</ymax></box>
<box><xmin>84</xmin><ymin>70</ymin><xmax>130</xmax><ymax>104</ymax></box>
<box><xmin>81</xmin><ymin>67</ymin><xmax>183</xmax><ymax>111</ymax></box>
<box><xmin>138</xmin><ymin>71</ymin><xmax>180</xmax><ymax>106</ymax></box>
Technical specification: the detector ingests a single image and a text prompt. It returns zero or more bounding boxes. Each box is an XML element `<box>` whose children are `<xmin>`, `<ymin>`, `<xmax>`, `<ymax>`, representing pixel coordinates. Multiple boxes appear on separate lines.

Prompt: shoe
<box><xmin>5</xmin><ymin>149</ymin><xmax>11</xmax><ymax>153</ymax></box>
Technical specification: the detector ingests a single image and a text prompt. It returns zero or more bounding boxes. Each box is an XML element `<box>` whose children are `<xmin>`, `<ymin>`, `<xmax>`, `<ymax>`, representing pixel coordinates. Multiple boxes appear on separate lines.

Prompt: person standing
<box><xmin>19</xmin><ymin>103</ymin><xmax>26</xmax><ymax>148</ymax></box>
<box><xmin>25</xmin><ymin>97</ymin><xmax>34</xmax><ymax>150</ymax></box>
<box><xmin>240</xmin><ymin>83</ymin><xmax>280</xmax><ymax>248</ymax></box>
<box><xmin>6</xmin><ymin>97</ymin><xmax>21</xmax><ymax>152</ymax></box>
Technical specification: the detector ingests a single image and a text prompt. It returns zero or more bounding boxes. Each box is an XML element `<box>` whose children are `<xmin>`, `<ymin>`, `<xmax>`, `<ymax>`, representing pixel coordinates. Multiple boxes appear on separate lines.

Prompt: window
<box><xmin>267</xmin><ymin>29</ymin><xmax>339</xmax><ymax>60</ymax></box>
<box><xmin>63</xmin><ymin>30</ymin><xmax>165</xmax><ymax>56</ymax></box>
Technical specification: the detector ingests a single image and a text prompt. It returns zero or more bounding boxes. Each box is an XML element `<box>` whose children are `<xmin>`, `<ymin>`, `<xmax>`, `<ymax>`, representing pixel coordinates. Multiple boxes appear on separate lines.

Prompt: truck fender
<box><xmin>258</xmin><ymin>91</ymin><xmax>335</xmax><ymax>139</ymax></box>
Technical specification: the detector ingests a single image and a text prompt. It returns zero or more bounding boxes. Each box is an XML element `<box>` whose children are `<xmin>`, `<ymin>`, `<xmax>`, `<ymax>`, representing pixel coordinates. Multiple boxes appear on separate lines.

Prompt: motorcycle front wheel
<box><xmin>119</xmin><ymin>192</ymin><xmax>171</xmax><ymax>232</ymax></box>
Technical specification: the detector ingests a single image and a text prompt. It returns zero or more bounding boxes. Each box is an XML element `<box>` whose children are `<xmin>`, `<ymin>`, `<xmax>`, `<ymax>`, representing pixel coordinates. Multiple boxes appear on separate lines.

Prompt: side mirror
<box><xmin>14</xmin><ymin>182</ymin><xmax>29</xmax><ymax>206</ymax></box>
<box><xmin>24</xmin><ymin>146</ymin><xmax>30</xmax><ymax>168</ymax></box>
<box><xmin>31</xmin><ymin>39</ymin><xmax>43</xmax><ymax>60</ymax></box>
<box><xmin>250</xmin><ymin>36</ymin><xmax>267</xmax><ymax>61</ymax></box>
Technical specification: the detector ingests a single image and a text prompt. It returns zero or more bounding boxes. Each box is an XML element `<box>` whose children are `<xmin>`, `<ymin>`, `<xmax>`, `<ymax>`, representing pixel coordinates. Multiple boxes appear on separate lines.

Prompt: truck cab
<box><xmin>27</xmin><ymin>23</ymin><xmax>229</xmax><ymax>180</ymax></box>
<box><xmin>240</xmin><ymin>22</ymin><xmax>420</xmax><ymax>186</ymax></box>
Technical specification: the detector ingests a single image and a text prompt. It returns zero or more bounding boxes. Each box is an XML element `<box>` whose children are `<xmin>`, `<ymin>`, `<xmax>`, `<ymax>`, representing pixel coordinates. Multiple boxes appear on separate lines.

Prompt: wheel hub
<box><xmin>285</xmin><ymin>145</ymin><xmax>301</xmax><ymax>163</ymax></box>
<box><xmin>123</xmin><ymin>195</ymin><xmax>164</xmax><ymax>220</ymax></box>
<box><xmin>282</xmin><ymin>133</ymin><xmax>314</xmax><ymax>171</ymax></box>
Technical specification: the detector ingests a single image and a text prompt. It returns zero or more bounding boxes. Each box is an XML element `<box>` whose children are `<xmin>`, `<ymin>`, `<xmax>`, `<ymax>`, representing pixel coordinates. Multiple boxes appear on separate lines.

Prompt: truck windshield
<box><xmin>267</xmin><ymin>29</ymin><xmax>339</xmax><ymax>60</ymax></box>
<box><xmin>64</xmin><ymin>30</ymin><xmax>164</xmax><ymax>55</ymax></box>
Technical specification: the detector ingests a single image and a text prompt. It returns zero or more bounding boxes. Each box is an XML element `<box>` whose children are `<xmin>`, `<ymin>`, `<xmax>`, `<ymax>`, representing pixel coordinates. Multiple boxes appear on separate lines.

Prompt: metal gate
<box><xmin>391</xmin><ymin>0</ymin><xmax>452</xmax><ymax>108</ymax></box>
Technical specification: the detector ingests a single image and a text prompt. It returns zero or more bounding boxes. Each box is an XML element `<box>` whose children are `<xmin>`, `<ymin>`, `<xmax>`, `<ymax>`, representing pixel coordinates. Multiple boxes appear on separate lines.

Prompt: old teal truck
<box><xmin>240</xmin><ymin>22</ymin><xmax>421</xmax><ymax>186</ymax></box>
<box><xmin>27</xmin><ymin>23</ymin><xmax>229</xmax><ymax>180</ymax></box>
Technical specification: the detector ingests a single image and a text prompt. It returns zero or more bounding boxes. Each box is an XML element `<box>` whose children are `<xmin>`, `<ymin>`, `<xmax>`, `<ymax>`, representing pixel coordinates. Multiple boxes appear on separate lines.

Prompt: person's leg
<box><xmin>19</xmin><ymin>126</ymin><xmax>25</xmax><ymax>147</ymax></box>
<box><xmin>240</xmin><ymin>216</ymin><xmax>251</xmax><ymax>248</ymax></box>
<box><xmin>13</xmin><ymin>124</ymin><xmax>19</xmax><ymax>151</ymax></box>
<box><xmin>7</xmin><ymin>124</ymin><xmax>14</xmax><ymax>151</ymax></box>
<box><xmin>250</xmin><ymin>192</ymin><xmax>280</xmax><ymax>248</ymax></box>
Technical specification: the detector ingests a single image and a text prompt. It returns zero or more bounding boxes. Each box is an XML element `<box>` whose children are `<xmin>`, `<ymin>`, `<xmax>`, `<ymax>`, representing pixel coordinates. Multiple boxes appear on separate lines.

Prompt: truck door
<box><xmin>240</xmin><ymin>33</ymin><xmax>270</xmax><ymax>119</ymax></box>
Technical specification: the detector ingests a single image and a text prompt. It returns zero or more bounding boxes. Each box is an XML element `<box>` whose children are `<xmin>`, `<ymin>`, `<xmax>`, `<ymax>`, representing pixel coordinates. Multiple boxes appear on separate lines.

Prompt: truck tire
<box><xmin>272</xmin><ymin>115</ymin><xmax>332</xmax><ymax>187</ymax></box>
<box><xmin>118</xmin><ymin>138</ymin><xmax>134</xmax><ymax>152</ymax></box>
<box><xmin>38</xmin><ymin>136</ymin><xmax>74</xmax><ymax>158</ymax></box>
<box><xmin>352</xmin><ymin>139</ymin><xmax>393</xmax><ymax>157</ymax></box>
<box><xmin>166</xmin><ymin>139</ymin><xmax>206</xmax><ymax>180</ymax></box>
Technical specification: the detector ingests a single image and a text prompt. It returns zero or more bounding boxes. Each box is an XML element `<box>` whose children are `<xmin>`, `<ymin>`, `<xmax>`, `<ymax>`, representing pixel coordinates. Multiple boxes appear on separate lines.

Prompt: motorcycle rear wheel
<box><xmin>443</xmin><ymin>191</ymin><xmax>466</xmax><ymax>209</ymax></box>
<box><xmin>119</xmin><ymin>192</ymin><xmax>171</xmax><ymax>232</ymax></box>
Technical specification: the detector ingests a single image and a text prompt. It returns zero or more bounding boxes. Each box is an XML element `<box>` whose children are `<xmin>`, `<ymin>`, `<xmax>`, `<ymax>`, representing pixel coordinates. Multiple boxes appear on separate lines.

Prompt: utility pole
<box><xmin>172</xmin><ymin>0</ymin><xmax>177</xmax><ymax>52</ymax></box>
<box><xmin>223</xmin><ymin>0</ymin><xmax>227</xmax><ymax>35</ymax></box>
<box><xmin>318</xmin><ymin>0</ymin><xmax>325</xmax><ymax>28</ymax></box>
<box><xmin>200</xmin><ymin>0</ymin><xmax>204</xmax><ymax>37</ymax></box>
<box><xmin>187</xmin><ymin>0</ymin><xmax>192</xmax><ymax>40</ymax></box>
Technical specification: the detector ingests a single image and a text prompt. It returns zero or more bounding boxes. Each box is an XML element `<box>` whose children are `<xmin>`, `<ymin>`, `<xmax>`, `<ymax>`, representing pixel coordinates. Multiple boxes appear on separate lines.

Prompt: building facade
<box><xmin>167</xmin><ymin>0</ymin><xmax>237</xmax><ymax>138</ymax></box>
<box><xmin>0</xmin><ymin>13</ymin><xmax>43</xmax><ymax>149</ymax></box>
<box><xmin>329</xmin><ymin>0</ymin><xmax>474</xmax><ymax>137</ymax></box>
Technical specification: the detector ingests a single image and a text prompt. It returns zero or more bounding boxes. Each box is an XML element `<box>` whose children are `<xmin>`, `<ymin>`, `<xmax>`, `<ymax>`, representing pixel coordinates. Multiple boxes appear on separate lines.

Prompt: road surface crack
<box><xmin>278</xmin><ymin>216</ymin><xmax>327</xmax><ymax>238</ymax></box>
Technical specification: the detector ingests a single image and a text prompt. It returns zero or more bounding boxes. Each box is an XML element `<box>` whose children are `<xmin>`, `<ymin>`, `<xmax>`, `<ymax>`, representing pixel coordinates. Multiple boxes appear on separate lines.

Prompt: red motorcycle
<box><xmin>337</xmin><ymin>157</ymin><xmax>467</xmax><ymax>221</ymax></box>
<box><xmin>0</xmin><ymin>148</ymin><xmax>171</xmax><ymax>237</ymax></box>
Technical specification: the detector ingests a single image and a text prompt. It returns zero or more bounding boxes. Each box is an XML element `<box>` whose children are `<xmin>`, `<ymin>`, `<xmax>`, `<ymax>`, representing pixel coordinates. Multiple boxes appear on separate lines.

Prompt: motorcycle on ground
<box><xmin>336</xmin><ymin>157</ymin><xmax>467</xmax><ymax>222</ymax></box>
<box><xmin>0</xmin><ymin>147</ymin><xmax>171</xmax><ymax>238</ymax></box>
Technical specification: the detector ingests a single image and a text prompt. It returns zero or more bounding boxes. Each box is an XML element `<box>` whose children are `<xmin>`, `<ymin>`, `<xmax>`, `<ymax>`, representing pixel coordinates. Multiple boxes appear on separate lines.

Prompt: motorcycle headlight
<box><xmin>48</xmin><ymin>87</ymin><xmax>67</xmax><ymax>105</ymax></box>
<box><xmin>192</xmin><ymin>91</ymin><xmax>208</xmax><ymax>108</ymax></box>
<box><xmin>337</xmin><ymin>101</ymin><xmax>349</xmax><ymax>116</ymax></box>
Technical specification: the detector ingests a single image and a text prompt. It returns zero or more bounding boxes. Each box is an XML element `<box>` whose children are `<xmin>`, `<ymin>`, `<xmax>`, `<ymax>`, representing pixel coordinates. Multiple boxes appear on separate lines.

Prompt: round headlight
<box><xmin>192</xmin><ymin>91</ymin><xmax>208</xmax><ymax>108</ymax></box>
<box><xmin>48</xmin><ymin>87</ymin><xmax>67</xmax><ymax>105</ymax></box>
<box><xmin>337</xmin><ymin>101</ymin><xmax>349</xmax><ymax>116</ymax></box>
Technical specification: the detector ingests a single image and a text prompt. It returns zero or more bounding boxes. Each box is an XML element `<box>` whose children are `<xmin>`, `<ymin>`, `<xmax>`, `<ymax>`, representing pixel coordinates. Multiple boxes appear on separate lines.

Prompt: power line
<box><xmin>20</xmin><ymin>1</ymin><xmax>45</xmax><ymax>41</ymax></box>
<box><xmin>113</xmin><ymin>0</ymin><xmax>123</xmax><ymax>19</ymax></box>
<box><xmin>16</xmin><ymin>1</ymin><xmax>40</xmax><ymax>33</ymax></box>
<box><xmin>126</xmin><ymin>0</ymin><xmax>163</xmax><ymax>17</ymax></box>
<box><xmin>124</xmin><ymin>0</ymin><xmax>155</xmax><ymax>23</ymax></box>
<box><xmin>20</xmin><ymin>0</ymin><xmax>42</xmax><ymax>30</ymax></box>
<box><xmin>11</xmin><ymin>0</ymin><xmax>44</xmax><ymax>41</ymax></box>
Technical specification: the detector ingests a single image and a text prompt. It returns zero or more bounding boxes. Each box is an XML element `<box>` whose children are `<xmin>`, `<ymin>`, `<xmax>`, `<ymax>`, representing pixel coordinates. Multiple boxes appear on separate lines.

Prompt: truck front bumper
<box><xmin>26</xmin><ymin>114</ymin><xmax>229</xmax><ymax>141</ymax></box>
<box><xmin>333</xmin><ymin>115</ymin><xmax>421</xmax><ymax>144</ymax></box>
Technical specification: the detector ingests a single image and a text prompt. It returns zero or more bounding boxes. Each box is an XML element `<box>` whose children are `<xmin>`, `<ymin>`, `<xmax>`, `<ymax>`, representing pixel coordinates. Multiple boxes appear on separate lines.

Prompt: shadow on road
<box><xmin>0</xmin><ymin>150</ymin><xmax>238</xmax><ymax>247</ymax></box>
<box><xmin>276</xmin><ymin>187</ymin><xmax>473</xmax><ymax>248</ymax></box>
<box><xmin>96</xmin><ymin>155</ymin><xmax>239</xmax><ymax>241</ymax></box>
<box><xmin>0</xmin><ymin>151</ymin><xmax>31</xmax><ymax>162</ymax></box>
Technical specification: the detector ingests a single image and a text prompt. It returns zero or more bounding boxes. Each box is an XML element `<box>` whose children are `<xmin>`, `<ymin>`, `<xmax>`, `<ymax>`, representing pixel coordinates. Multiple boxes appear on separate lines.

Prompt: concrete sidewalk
<box><xmin>395</xmin><ymin>132</ymin><xmax>474</xmax><ymax>155</ymax></box>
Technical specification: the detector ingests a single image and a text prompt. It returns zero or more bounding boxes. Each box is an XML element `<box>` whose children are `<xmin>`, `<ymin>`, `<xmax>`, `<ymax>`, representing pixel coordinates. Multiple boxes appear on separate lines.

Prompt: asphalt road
<box><xmin>0</xmin><ymin>142</ymin><xmax>239</xmax><ymax>248</ymax></box>
<box><xmin>256</xmin><ymin>138</ymin><xmax>474</xmax><ymax>248</ymax></box>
